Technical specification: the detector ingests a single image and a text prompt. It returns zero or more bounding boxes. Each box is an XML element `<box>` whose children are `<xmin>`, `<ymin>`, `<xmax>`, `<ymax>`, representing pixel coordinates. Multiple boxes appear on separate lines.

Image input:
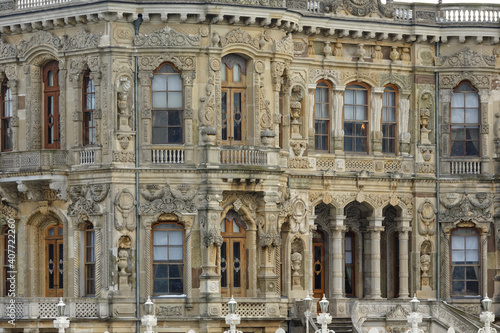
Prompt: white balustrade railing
<box><xmin>152</xmin><ymin>148</ymin><xmax>184</xmax><ymax>164</ymax></box>
<box><xmin>17</xmin><ymin>0</ymin><xmax>72</xmax><ymax>9</ymax></box>
<box><xmin>220</xmin><ymin>148</ymin><xmax>267</xmax><ymax>165</ymax></box>
<box><xmin>450</xmin><ymin>160</ymin><xmax>481</xmax><ymax>175</ymax></box>
<box><xmin>437</xmin><ymin>7</ymin><xmax>500</xmax><ymax>23</ymax></box>
<box><xmin>307</xmin><ymin>0</ymin><xmax>323</xmax><ymax>13</ymax></box>
<box><xmin>80</xmin><ymin>150</ymin><xmax>95</xmax><ymax>165</ymax></box>
<box><xmin>395</xmin><ymin>7</ymin><xmax>413</xmax><ymax>21</ymax></box>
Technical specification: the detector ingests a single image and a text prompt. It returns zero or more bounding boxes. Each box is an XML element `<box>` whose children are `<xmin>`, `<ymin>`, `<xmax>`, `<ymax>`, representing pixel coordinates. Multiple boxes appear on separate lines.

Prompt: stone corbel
<box><xmin>0</xmin><ymin>183</ymin><xmax>21</xmax><ymax>204</ymax></box>
<box><xmin>49</xmin><ymin>180</ymin><xmax>68</xmax><ymax>201</ymax></box>
<box><xmin>17</xmin><ymin>181</ymin><xmax>45</xmax><ymax>202</ymax></box>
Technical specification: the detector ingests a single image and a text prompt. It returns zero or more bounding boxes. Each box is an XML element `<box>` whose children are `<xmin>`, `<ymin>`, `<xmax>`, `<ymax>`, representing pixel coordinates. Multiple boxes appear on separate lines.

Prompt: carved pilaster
<box><xmin>95</xmin><ymin>226</ymin><xmax>101</xmax><ymax>298</ymax></box>
<box><xmin>73</xmin><ymin>228</ymin><xmax>80</xmax><ymax>297</ymax></box>
<box><xmin>332</xmin><ymin>88</ymin><xmax>345</xmax><ymax>152</ymax></box>
<box><xmin>372</xmin><ymin>87</ymin><xmax>384</xmax><ymax>154</ymax></box>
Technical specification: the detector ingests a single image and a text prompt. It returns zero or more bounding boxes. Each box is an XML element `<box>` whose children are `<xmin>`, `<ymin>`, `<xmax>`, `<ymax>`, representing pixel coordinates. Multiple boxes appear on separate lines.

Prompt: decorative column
<box><xmin>397</xmin><ymin>226</ymin><xmax>411</xmax><ymax>298</ymax></box>
<box><xmin>372</xmin><ymin>87</ymin><xmax>384</xmax><ymax>155</ymax></box>
<box><xmin>181</xmin><ymin>71</ymin><xmax>195</xmax><ymax>163</ymax></box>
<box><xmin>73</xmin><ymin>227</ymin><xmax>80</xmax><ymax>297</ymax></box>
<box><xmin>441</xmin><ymin>230</ymin><xmax>451</xmax><ymax>300</ymax></box>
<box><xmin>439</xmin><ymin>90</ymin><xmax>452</xmax><ymax>173</ymax></box>
<box><xmin>6</xmin><ymin>78</ymin><xmax>18</xmax><ymax>151</ymax></box>
<box><xmin>330</xmin><ymin>216</ymin><xmax>346</xmax><ymax>298</ymax></box>
<box><xmin>138</xmin><ymin>71</ymin><xmax>153</xmax><ymax>162</ymax></box>
<box><xmin>479</xmin><ymin>90</ymin><xmax>490</xmax><ymax>174</ymax></box>
<box><xmin>363</xmin><ymin>229</ymin><xmax>371</xmax><ymax>298</ymax></box>
<box><xmin>399</xmin><ymin>93</ymin><xmax>411</xmax><ymax>155</ymax></box>
<box><xmin>367</xmin><ymin>217</ymin><xmax>384</xmax><ymax>299</ymax></box>
<box><xmin>181</xmin><ymin>215</ymin><xmax>195</xmax><ymax>307</ymax></box>
<box><xmin>332</xmin><ymin>87</ymin><xmax>345</xmax><ymax>152</ymax></box>
<box><xmin>94</xmin><ymin>226</ymin><xmax>102</xmax><ymax>298</ymax></box>
<box><xmin>482</xmin><ymin>232</ymin><xmax>488</xmax><ymax>296</ymax></box>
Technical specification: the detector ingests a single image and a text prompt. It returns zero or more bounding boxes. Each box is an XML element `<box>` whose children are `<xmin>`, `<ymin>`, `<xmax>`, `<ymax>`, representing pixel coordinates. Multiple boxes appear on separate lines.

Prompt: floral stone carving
<box><xmin>134</xmin><ymin>26</ymin><xmax>201</xmax><ymax>47</ymax></box>
<box><xmin>440</xmin><ymin>192</ymin><xmax>492</xmax><ymax>223</ymax></box>
<box><xmin>139</xmin><ymin>184</ymin><xmax>197</xmax><ymax>215</ymax></box>
<box><xmin>68</xmin><ymin>184</ymin><xmax>110</xmax><ymax>216</ymax></box>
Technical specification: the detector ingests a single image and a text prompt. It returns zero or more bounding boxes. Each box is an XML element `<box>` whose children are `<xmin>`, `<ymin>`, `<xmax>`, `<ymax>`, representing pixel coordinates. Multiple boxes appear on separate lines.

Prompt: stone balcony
<box><xmin>0</xmin><ymin>150</ymin><xmax>68</xmax><ymax>173</ymax></box>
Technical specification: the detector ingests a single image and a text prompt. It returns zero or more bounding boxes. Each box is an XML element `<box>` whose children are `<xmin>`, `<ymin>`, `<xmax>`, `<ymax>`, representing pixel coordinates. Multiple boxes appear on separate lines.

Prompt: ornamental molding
<box><xmin>18</xmin><ymin>31</ymin><xmax>62</xmax><ymax>57</ymax></box>
<box><xmin>0</xmin><ymin>201</ymin><xmax>17</xmax><ymax>219</ymax></box>
<box><xmin>323</xmin><ymin>0</ymin><xmax>394</xmax><ymax>18</ymax></box>
<box><xmin>440</xmin><ymin>192</ymin><xmax>493</xmax><ymax>223</ymax></box>
<box><xmin>380</xmin><ymin>73</ymin><xmax>413</xmax><ymax>92</ymax></box>
<box><xmin>206</xmin><ymin>0</ymin><xmax>285</xmax><ymax>6</ymax></box>
<box><xmin>274</xmin><ymin>33</ymin><xmax>293</xmax><ymax>55</ymax></box>
<box><xmin>386</xmin><ymin>305</ymin><xmax>409</xmax><ymax>320</ymax></box>
<box><xmin>114</xmin><ymin>188</ymin><xmax>136</xmax><ymax>231</ymax></box>
<box><xmin>439</xmin><ymin>72</ymin><xmax>491</xmax><ymax>89</ymax></box>
<box><xmin>134</xmin><ymin>26</ymin><xmax>201</xmax><ymax>47</ymax></box>
<box><xmin>68</xmin><ymin>184</ymin><xmax>110</xmax><ymax>216</ymax></box>
<box><xmin>418</xmin><ymin>199</ymin><xmax>436</xmax><ymax>236</ymax></box>
<box><xmin>309</xmin><ymin>68</ymin><xmax>340</xmax><ymax>85</ymax></box>
<box><xmin>221</xmin><ymin>192</ymin><xmax>259</xmax><ymax>223</ymax></box>
<box><xmin>62</xmin><ymin>28</ymin><xmax>100</xmax><ymax>51</ymax></box>
<box><xmin>0</xmin><ymin>39</ymin><xmax>16</xmax><ymax>59</ymax></box>
<box><xmin>139</xmin><ymin>183</ymin><xmax>197</xmax><ymax>216</ymax></box>
<box><xmin>340</xmin><ymin>70</ymin><xmax>379</xmax><ymax>86</ymax></box>
<box><xmin>138</xmin><ymin>54</ymin><xmax>195</xmax><ymax>71</ymax></box>
<box><xmin>220</xmin><ymin>28</ymin><xmax>261</xmax><ymax>49</ymax></box>
<box><xmin>437</xmin><ymin>48</ymin><xmax>496</xmax><ymax>68</ymax></box>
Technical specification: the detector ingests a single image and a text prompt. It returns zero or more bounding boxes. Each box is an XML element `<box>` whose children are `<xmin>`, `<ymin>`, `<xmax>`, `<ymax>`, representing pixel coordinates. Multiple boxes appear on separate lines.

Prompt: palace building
<box><xmin>0</xmin><ymin>0</ymin><xmax>499</xmax><ymax>332</ymax></box>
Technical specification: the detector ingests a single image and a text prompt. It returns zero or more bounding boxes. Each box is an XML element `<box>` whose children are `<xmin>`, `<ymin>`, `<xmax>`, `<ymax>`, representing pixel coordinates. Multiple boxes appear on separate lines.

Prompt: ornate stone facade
<box><xmin>0</xmin><ymin>0</ymin><xmax>499</xmax><ymax>332</ymax></box>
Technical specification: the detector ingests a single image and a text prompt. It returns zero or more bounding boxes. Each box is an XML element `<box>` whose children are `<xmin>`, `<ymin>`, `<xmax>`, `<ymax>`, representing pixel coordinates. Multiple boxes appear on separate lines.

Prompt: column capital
<box><xmin>330</xmin><ymin>225</ymin><xmax>347</xmax><ymax>233</ymax></box>
<box><xmin>396</xmin><ymin>226</ymin><xmax>411</xmax><ymax>234</ymax></box>
<box><xmin>367</xmin><ymin>226</ymin><xmax>385</xmax><ymax>233</ymax></box>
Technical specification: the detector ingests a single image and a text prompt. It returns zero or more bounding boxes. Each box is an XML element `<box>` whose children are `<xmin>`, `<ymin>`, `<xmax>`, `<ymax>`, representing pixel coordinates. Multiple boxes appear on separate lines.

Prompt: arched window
<box><xmin>1</xmin><ymin>79</ymin><xmax>12</xmax><ymax>151</ymax></box>
<box><xmin>451</xmin><ymin>228</ymin><xmax>480</xmax><ymax>296</ymax></box>
<box><xmin>314</xmin><ymin>81</ymin><xmax>330</xmax><ymax>151</ymax></box>
<box><xmin>151</xmin><ymin>63</ymin><xmax>183</xmax><ymax>145</ymax></box>
<box><xmin>45</xmin><ymin>224</ymin><xmax>63</xmax><ymax>297</ymax></box>
<box><xmin>221</xmin><ymin>54</ymin><xmax>246</xmax><ymax>145</ymax></box>
<box><xmin>221</xmin><ymin>210</ymin><xmax>246</xmax><ymax>297</ymax></box>
<box><xmin>152</xmin><ymin>222</ymin><xmax>184</xmax><ymax>295</ymax></box>
<box><xmin>382</xmin><ymin>86</ymin><xmax>397</xmax><ymax>154</ymax></box>
<box><xmin>450</xmin><ymin>82</ymin><xmax>480</xmax><ymax>156</ymax></box>
<box><xmin>83</xmin><ymin>70</ymin><xmax>96</xmax><ymax>146</ymax></box>
<box><xmin>345</xmin><ymin>232</ymin><xmax>355</xmax><ymax>297</ymax></box>
<box><xmin>344</xmin><ymin>84</ymin><xmax>369</xmax><ymax>152</ymax></box>
<box><xmin>84</xmin><ymin>223</ymin><xmax>95</xmax><ymax>296</ymax></box>
<box><xmin>43</xmin><ymin>61</ymin><xmax>61</xmax><ymax>149</ymax></box>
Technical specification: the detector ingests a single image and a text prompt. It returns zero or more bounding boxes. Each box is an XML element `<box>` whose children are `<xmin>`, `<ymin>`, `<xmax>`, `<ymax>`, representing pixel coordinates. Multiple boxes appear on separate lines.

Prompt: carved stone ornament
<box><xmin>440</xmin><ymin>192</ymin><xmax>493</xmax><ymax>223</ymax></box>
<box><xmin>259</xmin><ymin>225</ymin><xmax>281</xmax><ymax>247</ymax></box>
<box><xmin>386</xmin><ymin>305</ymin><xmax>409</xmax><ymax>320</ymax></box>
<box><xmin>437</xmin><ymin>48</ymin><xmax>496</xmax><ymax>67</ymax></box>
<box><xmin>0</xmin><ymin>201</ymin><xmax>17</xmax><ymax>219</ymax></box>
<box><xmin>62</xmin><ymin>28</ymin><xmax>100</xmax><ymax>51</ymax></box>
<box><xmin>418</xmin><ymin>199</ymin><xmax>436</xmax><ymax>236</ymax></box>
<box><xmin>68</xmin><ymin>184</ymin><xmax>110</xmax><ymax>216</ymax></box>
<box><xmin>290</xmin><ymin>198</ymin><xmax>308</xmax><ymax>234</ymax></box>
<box><xmin>19</xmin><ymin>31</ymin><xmax>62</xmax><ymax>57</ymax></box>
<box><xmin>274</xmin><ymin>33</ymin><xmax>293</xmax><ymax>55</ymax></box>
<box><xmin>139</xmin><ymin>54</ymin><xmax>195</xmax><ymax>71</ymax></box>
<box><xmin>0</xmin><ymin>39</ymin><xmax>16</xmax><ymax>59</ymax></box>
<box><xmin>134</xmin><ymin>26</ymin><xmax>201</xmax><ymax>47</ymax></box>
<box><xmin>220</xmin><ymin>28</ymin><xmax>260</xmax><ymax>49</ymax></box>
<box><xmin>115</xmin><ymin>188</ymin><xmax>137</xmax><ymax>231</ymax></box>
<box><xmin>139</xmin><ymin>183</ymin><xmax>197</xmax><ymax>215</ymax></box>
<box><xmin>337</xmin><ymin>0</ymin><xmax>394</xmax><ymax>17</ymax></box>
<box><xmin>440</xmin><ymin>72</ymin><xmax>490</xmax><ymax>89</ymax></box>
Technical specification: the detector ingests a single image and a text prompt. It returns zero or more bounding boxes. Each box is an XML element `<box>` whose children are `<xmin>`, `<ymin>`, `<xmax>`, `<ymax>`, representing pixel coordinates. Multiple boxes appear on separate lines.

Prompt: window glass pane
<box><xmin>152</xmin><ymin>128</ymin><xmax>167</xmax><ymax>144</ymax></box>
<box><xmin>466</xmin><ymin>250</ymin><xmax>479</xmax><ymax>263</ymax></box>
<box><xmin>48</xmin><ymin>71</ymin><xmax>53</xmax><ymax>86</ymax></box>
<box><xmin>321</xmin><ymin>104</ymin><xmax>329</xmax><ymax>119</ymax></box>
<box><xmin>465</xmin><ymin>93</ymin><xmax>479</xmax><ymax>108</ymax></box>
<box><xmin>344</xmin><ymin>137</ymin><xmax>353</xmax><ymax>151</ymax></box>
<box><xmin>169</xmin><ymin>279</ymin><xmax>183</xmax><ymax>293</ymax></box>
<box><xmin>345</xmin><ymin>90</ymin><xmax>354</xmax><ymax>104</ymax></box>
<box><xmin>466</xmin><ymin>140</ymin><xmax>479</xmax><ymax>156</ymax></box>
<box><xmin>452</xmin><ymin>281</ymin><xmax>465</xmax><ymax>294</ymax></box>
<box><xmin>451</xmin><ymin>110</ymin><xmax>464</xmax><ymax>123</ymax></box>
<box><xmin>233</xmin><ymin>65</ymin><xmax>241</xmax><ymax>82</ymax></box>
<box><xmin>345</xmin><ymin>252</ymin><xmax>352</xmax><ymax>264</ymax></box>
<box><xmin>153</xmin><ymin>278</ymin><xmax>167</xmax><ymax>294</ymax></box>
<box><xmin>356</xmin><ymin>106</ymin><xmax>367</xmax><ymax>120</ymax></box>
<box><xmin>221</xmin><ymin>65</ymin><xmax>227</xmax><ymax>82</ymax></box>
<box><xmin>221</xmin><ymin>221</ymin><xmax>226</xmax><ymax>233</ymax></box>
<box><xmin>466</xmin><ymin>266</ymin><xmax>478</xmax><ymax>280</ymax></box>
<box><xmin>357</xmin><ymin>89</ymin><xmax>367</xmax><ymax>105</ymax></box>
<box><xmin>452</xmin><ymin>250</ymin><xmax>465</xmax><ymax>263</ymax></box>
<box><xmin>452</xmin><ymin>267</ymin><xmax>465</xmax><ymax>279</ymax></box>
<box><xmin>154</xmin><ymin>231</ymin><xmax>168</xmax><ymax>246</ymax></box>
<box><xmin>357</xmin><ymin>123</ymin><xmax>367</xmax><ymax>136</ymax></box>
<box><xmin>169</xmin><ymin>247</ymin><xmax>183</xmax><ymax>260</ymax></box>
<box><xmin>344</xmin><ymin>105</ymin><xmax>354</xmax><ymax>120</ymax></box>
<box><xmin>466</xmin><ymin>281</ymin><xmax>479</xmax><ymax>295</ymax></box>
<box><xmin>322</xmin><ymin>88</ymin><xmax>328</xmax><ymax>103</ymax></box>
<box><xmin>152</xmin><ymin>92</ymin><xmax>167</xmax><ymax>109</ymax></box>
<box><xmin>153</xmin><ymin>111</ymin><xmax>167</xmax><ymax>126</ymax></box>
<box><xmin>152</xmin><ymin>75</ymin><xmax>167</xmax><ymax>91</ymax></box>
<box><xmin>169</xmin><ymin>265</ymin><xmax>182</xmax><ymax>278</ymax></box>
<box><xmin>465</xmin><ymin>109</ymin><xmax>479</xmax><ymax>123</ymax></box>
<box><xmin>168</xmin><ymin>127</ymin><xmax>183</xmax><ymax>144</ymax></box>
<box><xmin>450</xmin><ymin>141</ymin><xmax>465</xmax><ymax>156</ymax></box>
<box><xmin>153</xmin><ymin>247</ymin><xmax>168</xmax><ymax>261</ymax></box>
<box><xmin>154</xmin><ymin>265</ymin><xmax>169</xmax><ymax>278</ymax></box>
<box><xmin>168</xmin><ymin>110</ymin><xmax>182</xmax><ymax>126</ymax></box>
<box><xmin>465</xmin><ymin>235</ymin><xmax>478</xmax><ymax>249</ymax></box>
<box><xmin>452</xmin><ymin>236</ymin><xmax>464</xmax><ymax>249</ymax></box>
<box><xmin>451</xmin><ymin>94</ymin><xmax>464</xmax><ymax>108</ymax></box>
<box><xmin>168</xmin><ymin>74</ymin><xmax>182</xmax><ymax>91</ymax></box>
<box><xmin>344</xmin><ymin>122</ymin><xmax>353</xmax><ymax>136</ymax></box>
<box><xmin>355</xmin><ymin>138</ymin><xmax>366</xmax><ymax>152</ymax></box>
<box><xmin>169</xmin><ymin>231</ymin><xmax>183</xmax><ymax>245</ymax></box>
<box><xmin>450</xmin><ymin>126</ymin><xmax>465</xmax><ymax>140</ymax></box>
<box><xmin>233</xmin><ymin>220</ymin><xmax>240</xmax><ymax>233</ymax></box>
<box><xmin>168</xmin><ymin>92</ymin><xmax>183</xmax><ymax>109</ymax></box>
<box><xmin>156</xmin><ymin>65</ymin><xmax>169</xmax><ymax>74</ymax></box>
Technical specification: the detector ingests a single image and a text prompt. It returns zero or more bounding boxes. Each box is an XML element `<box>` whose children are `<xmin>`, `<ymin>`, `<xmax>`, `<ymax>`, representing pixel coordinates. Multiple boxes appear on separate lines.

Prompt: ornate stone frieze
<box><xmin>222</xmin><ymin>193</ymin><xmax>259</xmax><ymax>222</ymax></box>
<box><xmin>0</xmin><ymin>201</ymin><xmax>17</xmax><ymax>218</ymax></box>
<box><xmin>340</xmin><ymin>70</ymin><xmax>379</xmax><ymax>86</ymax></box>
<box><xmin>68</xmin><ymin>184</ymin><xmax>110</xmax><ymax>216</ymax></box>
<box><xmin>0</xmin><ymin>39</ymin><xmax>16</xmax><ymax>59</ymax></box>
<box><xmin>309</xmin><ymin>68</ymin><xmax>339</xmax><ymax>85</ymax></box>
<box><xmin>206</xmin><ymin>0</ymin><xmax>285</xmax><ymax>6</ymax></box>
<box><xmin>386</xmin><ymin>305</ymin><xmax>409</xmax><ymax>320</ymax></box>
<box><xmin>418</xmin><ymin>199</ymin><xmax>436</xmax><ymax>236</ymax></box>
<box><xmin>439</xmin><ymin>72</ymin><xmax>490</xmax><ymax>89</ymax></box>
<box><xmin>220</xmin><ymin>28</ymin><xmax>261</xmax><ymax>49</ymax></box>
<box><xmin>62</xmin><ymin>28</ymin><xmax>99</xmax><ymax>51</ymax></box>
<box><xmin>259</xmin><ymin>227</ymin><xmax>281</xmax><ymax>247</ymax></box>
<box><xmin>380</xmin><ymin>73</ymin><xmax>413</xmax><ymax>91</ymax></box>
<box><xmin>288</xmin><ymin>198</ymin><xmax>309</xmax><ymax>234</ymax></box>
<box><xmin>138</xmin><ymin>54</ymin><xmax>195</xmax><ymax>71</ymax></box>
<box><xmin>134</xmin><ymin>26</ymin><xmax>201</xmax><ymax>47</ymax></box>
<box><xmin>139</xmin><ymin>183</ymin><xmax>197</xmax><ymax>215</ymax></box>
<box><xmin>437</xmin><ymin>48</ymin><xmax>496</xmax><ymax>67</ymax></box>
<box><xmin>274</xmin><ymin>33</ymin><xmax>293</xmax><ymax>55</ymax></box>
<box><xmin>200</xmin><ymin>213</ymin><xmax>223</xmax><ymax>247</ymax></box>
<box><xmin>156</xmin><ymin>305</ymin><xmax>183</xmax><ymax>317</ymax></box>
<box><xmin>440</xmin><ymin>192</ymin><xmax>493</xmax><ymax>223</ymax></box>
<box><xmin>115</xmin><ymin>188</ymin><xmax>136</xmax><ymax>231</ymax></box>
<box><xmin>18</xmin><ymin>31</ymin><xmax>62</xmax><ymax>57</ymax></box>
<box><xmin>323</xmin><ymin>0</ymin><xmax>394</xmax><ymax>17</ymax></box>
<box><xmin>112</xmin><ymin>151</ymin><xmax>135</xmax><ymax>162</ymax></box>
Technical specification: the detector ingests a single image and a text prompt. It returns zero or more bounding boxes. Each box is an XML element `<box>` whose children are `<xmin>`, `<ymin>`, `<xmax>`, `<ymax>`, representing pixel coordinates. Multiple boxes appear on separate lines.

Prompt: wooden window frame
<box><xmin>84</xmin><ymin>223</ymin><xmax>95</xmax><ymax>296</ymax></box>
<box><xmin>450</xmin><ymin>81</ymin><xmax>480</xmax><ymax>157</ymax></box>
<box><xmin>221</xmin><ymin>55</ymin><xmax>247</xmax><ymax>145</ymax></box>
<box><xmin>151</xmin><ymin>222</ymin><xmax>185</xmax><ymax>296</ymax></box>
<box><xmin>343</xmin><ymin>83</ymin><xmax>370</xmax><ymax>153</ymax></box>
<box><xmin>221</xmin><ymin>213</ymin><xmax>246</xmax><ymax>297</ymax></box>
<box><xmin>82</xmin><ymin>70</ymin><xmax>96</xmax><ymax>146</ymax></box>
<box><xmin>382</xmin><ymin>85</ymin><xmax>398</xmax><ymax>155</ymax></box>
<box><xmin>1</xmin><ymin>79</ymin><xmax>12</xmax><ymax>152</ymax></box>
<box><xmin>45</xmin><ymin>225</ymin><xmax>64</xmax><ymax>297</ymax></box>
<box><xmin>43</xmin><ymin>61</ymin><xmax>61</xmax><ymax>149</ymax></box>
<box><xmin>314</xmin><ymin>81</ymin><xmax>331</xmax><ymax>152</ymax></box>
<box><xmin>345</xmin><ymin>232</ymin><xmax>356</xmax><ymax>297</ymax></box>
<box><xmin>312</xmin><ymin>230</ymin><xmax>326</xmax><ymax>300</ymax></box>
<box><xmin>151</xmin><ymin>63</ymin><xmax>184</xmax><ymax>145</ymax></box>
<box><xmin>450</xmin><ymin>228</ymin><xmax>481</xmax><ymax>297</ymax></box>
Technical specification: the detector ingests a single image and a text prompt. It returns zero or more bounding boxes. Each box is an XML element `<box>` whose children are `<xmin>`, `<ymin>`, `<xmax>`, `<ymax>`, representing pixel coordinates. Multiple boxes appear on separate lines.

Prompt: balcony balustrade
<box><xmin>0</xmin><ymin>150</ymin><xmax>68</xmax><ymax>172</ymax></box>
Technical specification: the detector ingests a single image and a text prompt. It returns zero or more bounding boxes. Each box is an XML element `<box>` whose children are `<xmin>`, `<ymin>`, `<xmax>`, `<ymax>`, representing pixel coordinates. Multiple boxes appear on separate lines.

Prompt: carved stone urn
<box><xmin>261</xmin><ymin>129</ymin><xmax>276</xmax><ymax>147</ymax></box>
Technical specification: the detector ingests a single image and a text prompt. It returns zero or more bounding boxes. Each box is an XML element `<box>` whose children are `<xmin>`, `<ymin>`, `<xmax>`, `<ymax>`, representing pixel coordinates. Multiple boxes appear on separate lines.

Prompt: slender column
<box><xmin>330</xmin><ymin>215</ymin><xmax>346</xmax><ymax>298</ymax></box>
<box><xmin>367</xmin><ymin>217</ymin><xmax>384</xmax><ymax>299</ymax></box>
<box><xmin>397</xmin><ymin>227</ymin><xmax>411</xmax><ymax>298</ymax></box>
<box><xmin>73</xmin><ymin>228</ymin><xmax>80</xmax><ymax>297</ymax></box>
<box><xmin>482</xmin><ymin>233</ymin><xmax>488</xmax><ymax>296</ymax></box>
<box><xmin>94</xmin><ymin>226</ymin><xmax>102</xmax><ymax>298</ymax></box>
<box><xmin>363</xmin><ymin>230</ymin><xmax>371</xmax><ymax>297</ymax></box>
<box><xmin>144</xmin><ymin>225</ymin><xmax>152</xmax><ymax>295</ymax></box>
<box><xmin>442</xmin><ymin>231</ymin><xmax>451</xmax><ymax>299</ymax></box>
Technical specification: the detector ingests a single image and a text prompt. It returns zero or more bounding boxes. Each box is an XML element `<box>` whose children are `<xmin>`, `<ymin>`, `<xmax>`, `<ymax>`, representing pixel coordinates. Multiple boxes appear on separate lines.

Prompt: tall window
<box><xmin>279</xmin><ymin>79</ymin><xmax>285</xmax><ymax>149</ymax></box>
<box><xmin>45</xmin><ymin>225</ymin><xmax>63</xmax><ymax>297</ymax></box>
<box><xmin>221</xmin><ymin>54</ymin><xmax>246</xmax><ymax>145</ymax></box>
<box><xmin>344</xmin><ymin>84</ymin><xmax>368</xmax><ymax>152</ymax></box>
<box><xmin>221</xmin><ymin>210</ymin><xmax>246</xmax><ymax>297</ymax></box>
<box><xmin>450</xmin><ymin>82</ymin><xmax>480</xmax><ymax>156</ymax></box>
<box><xmin>151</xmin><ymin>64</ymin><xmax>183</xmax><ymax>145</ymax></box>
<box><xmin>43</xmin><ymin>61</ymin><xmax>61</xmax><ymax>149</ymax></box>
<box><xmin>345</xmin><ymin>232</ymin><xmax>355</xmax><ymax>297</ymax></box>
<box><xmin>84</xmin><ymin>223</ymin><xmax>95</xmax><ymax>296</ymax></box>
<box><xmin>83</xmin><ymin>70</ymin><xmax>96</xmax><ymax>146</ymax></box>
<box><xmin>1</xmin><ymin>79</ymin><xmax>12</xmax><ymax>151</ymax></box>
<box><xmin>382</xmin><ymin>86</ymin><xmax>397</xmax><ymax>154</ymax></box>
<box><xmin>312</xmin><ymin>230</ymin><xmax>326</xmax><ymax>300</ymax></box>
<box><xmin>451</xmin><ymin>228</ymin><xmax>480</xmax><ymax>296</ymax></box>
<box><xmin>2</xmin><ymin>226</ymin><xmax>12</xmax><ymax>296</ymax></box>
<box><xmin>152</xmin><ymin>222</ymin><xmax>184</xmax><ymax>295</ymax></box>
<box><xmin>314</xmin><ymin>81</ymin><xmax>330</xmax><ymax>151</ymax></box>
